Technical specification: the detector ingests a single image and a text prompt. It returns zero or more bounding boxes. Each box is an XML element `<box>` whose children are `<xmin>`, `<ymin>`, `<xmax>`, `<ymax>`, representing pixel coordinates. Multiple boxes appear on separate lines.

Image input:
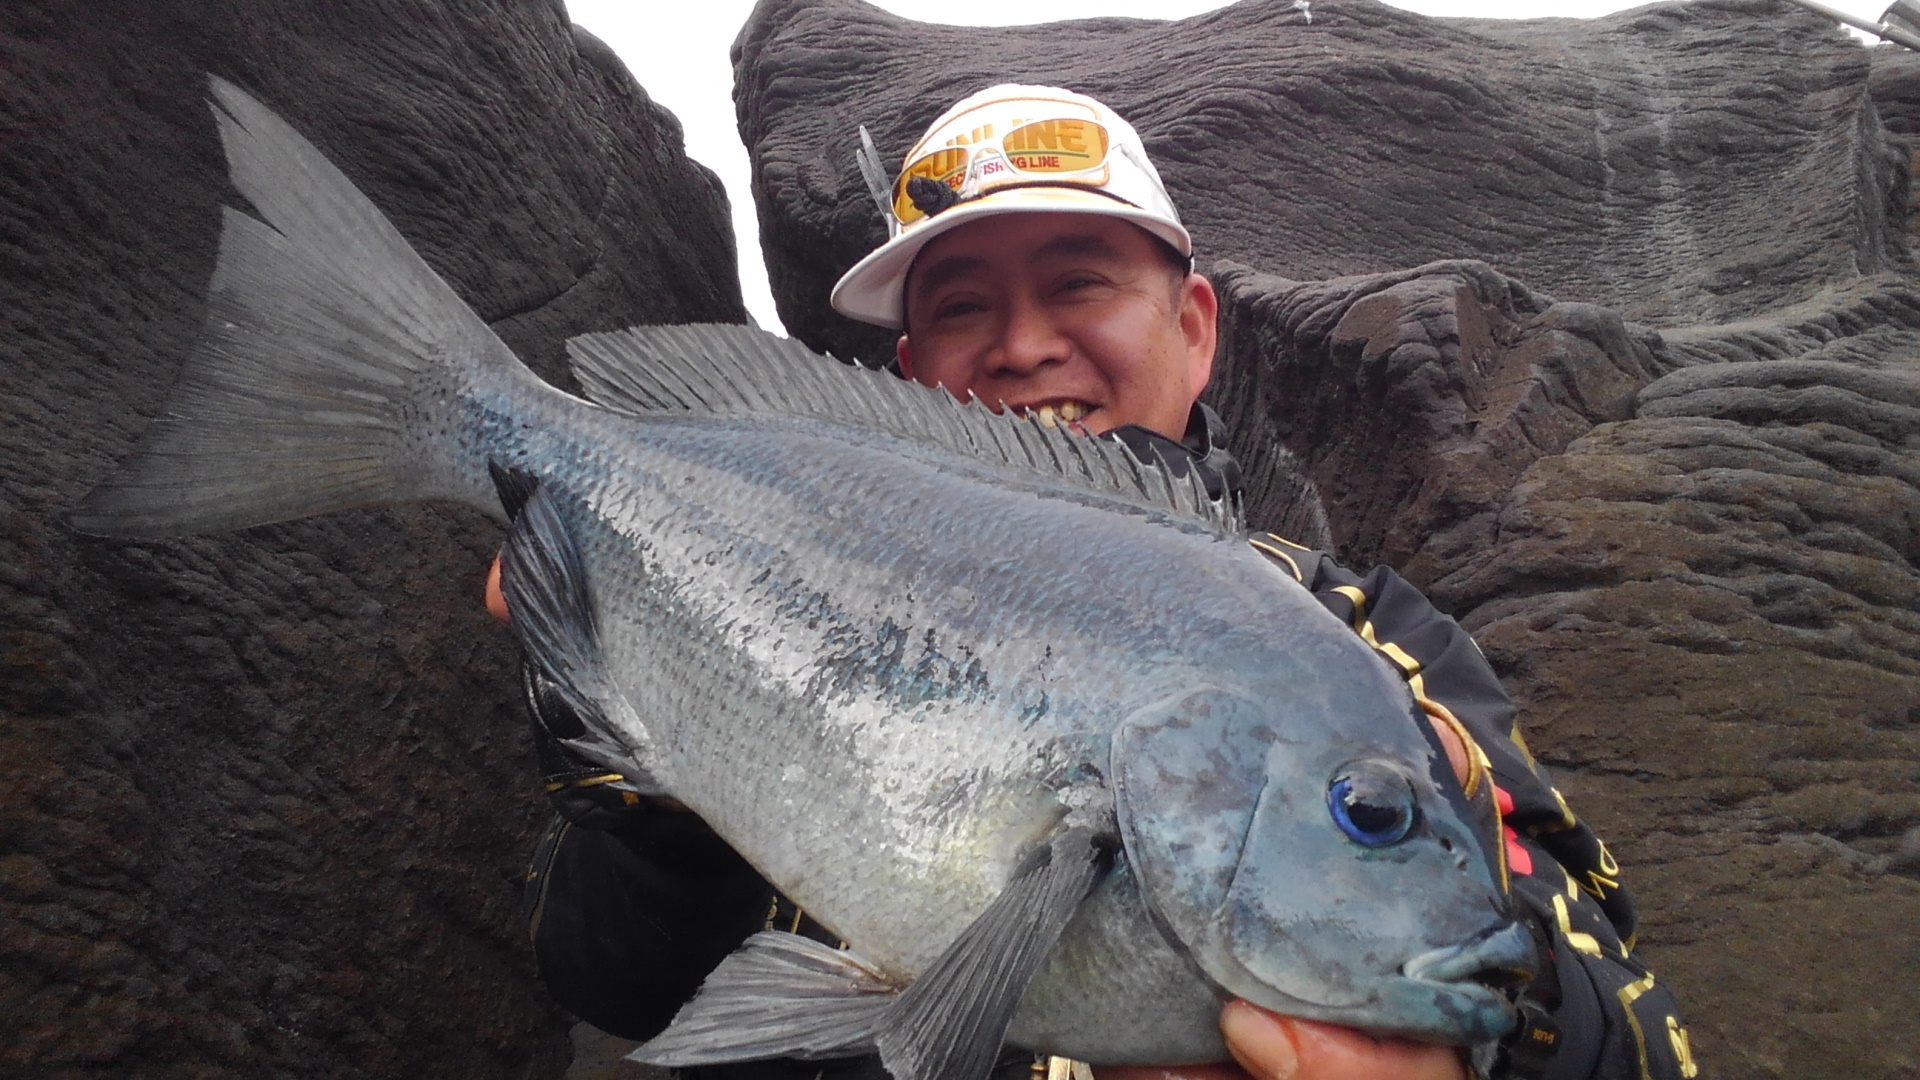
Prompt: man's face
<box><xmin>895</xmin><ymin>212</ymin><xmax>1217</xmax><ymax>441</ymax></box>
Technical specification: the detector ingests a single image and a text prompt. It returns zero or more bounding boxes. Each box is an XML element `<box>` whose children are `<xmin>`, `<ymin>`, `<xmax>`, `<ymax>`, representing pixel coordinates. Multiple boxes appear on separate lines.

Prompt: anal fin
<box><xmin>636</xmin><ymin>932</ymin><xmax>898</xmax><ymax>1064</ymax></box>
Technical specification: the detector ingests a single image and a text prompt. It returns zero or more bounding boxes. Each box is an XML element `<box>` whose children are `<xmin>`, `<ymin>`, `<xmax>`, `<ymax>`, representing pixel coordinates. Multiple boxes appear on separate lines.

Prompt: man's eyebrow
<box><xmin>1031</xmin><ymin>232</ymin><xmax>1125</xmax><ymax>262</ymax></box>
<box><xmin>909</xmin><ymin>253</ymin><xmax>990</xmax><ymax>302</ymax></box>
<box><xmin>909</xmin><ymin>232</ymin><xmax>1127</xmax><ymax>304</ymax></box>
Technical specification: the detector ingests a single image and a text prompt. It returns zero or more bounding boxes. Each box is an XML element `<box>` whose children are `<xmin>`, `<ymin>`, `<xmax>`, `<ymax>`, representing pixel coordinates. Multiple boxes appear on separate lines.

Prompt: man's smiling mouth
<box><xmin>1017</xmin><ymin>400</ymin><xmax>1091</xmax><ymax>428</ymax></box>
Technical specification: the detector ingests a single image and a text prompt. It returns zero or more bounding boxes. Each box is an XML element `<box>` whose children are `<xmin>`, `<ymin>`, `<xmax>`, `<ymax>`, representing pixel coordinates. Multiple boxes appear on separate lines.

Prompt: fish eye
<box><xmin>1327</xmin><ymin>764</ymin><xmax>1418</xmax><ymax>847</ymax></box>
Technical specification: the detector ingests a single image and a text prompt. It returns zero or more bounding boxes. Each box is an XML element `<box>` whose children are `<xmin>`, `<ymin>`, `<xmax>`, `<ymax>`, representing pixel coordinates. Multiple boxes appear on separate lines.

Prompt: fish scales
<box><xmin>73</xmin><ymin>78</ymin><xmax>1536</xmax><ymax>1079</ymax></box>
<box><xmin>497</xmin><ymin>406</ymin><xmax>1323</xmax><ymax>975</ymax></box>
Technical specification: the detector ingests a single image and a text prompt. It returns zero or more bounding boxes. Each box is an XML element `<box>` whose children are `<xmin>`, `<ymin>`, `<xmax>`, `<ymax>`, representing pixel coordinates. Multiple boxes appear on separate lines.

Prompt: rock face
<box><xmin>736</xmin><ymin>0</ymin><xmax>1920</xmax><ymax>1076</ymax></box>
<box><xmin>736</xmin><ymin>0</ymin><xmax>1908</xmax><ymax>363</ymax></box>
<box><xmin>1</xmin><ymin>1</ymin><xmax>743</xmax><ymax>1076</ymax></box>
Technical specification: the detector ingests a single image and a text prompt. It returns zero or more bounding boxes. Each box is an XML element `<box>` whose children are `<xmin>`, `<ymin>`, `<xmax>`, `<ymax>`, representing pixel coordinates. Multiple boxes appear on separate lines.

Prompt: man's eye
<box><xmin>934</xmin><ymin>298</ymin><xmax>985</xmax><ymax>319</ymax></box>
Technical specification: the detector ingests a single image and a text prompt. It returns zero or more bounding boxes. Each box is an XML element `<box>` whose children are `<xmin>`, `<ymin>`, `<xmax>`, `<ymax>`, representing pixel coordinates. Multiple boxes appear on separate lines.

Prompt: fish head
<box><xmin>1111</xmin><ymin>682</ymin><xmax>1530</xmax><ymax>1045</ymax></box>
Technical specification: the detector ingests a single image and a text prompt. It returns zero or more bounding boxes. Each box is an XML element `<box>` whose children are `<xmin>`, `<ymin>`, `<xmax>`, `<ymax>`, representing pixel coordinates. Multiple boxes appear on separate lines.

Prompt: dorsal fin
<box><xmin>565</xmin><ymin>323</ymin><xmax>1241</xmax><ymax>533</ymax></box>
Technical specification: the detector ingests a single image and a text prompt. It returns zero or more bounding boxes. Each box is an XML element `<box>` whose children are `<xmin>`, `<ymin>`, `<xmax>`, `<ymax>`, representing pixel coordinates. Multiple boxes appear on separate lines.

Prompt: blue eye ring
<box><xmin>1328</xmin><ymin>765</ymin><xmax>1418</xmax><ymax>847</ymax></box>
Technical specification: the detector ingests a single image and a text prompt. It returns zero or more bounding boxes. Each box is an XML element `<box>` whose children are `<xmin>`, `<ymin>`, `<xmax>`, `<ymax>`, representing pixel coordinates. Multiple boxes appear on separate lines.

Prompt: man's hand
<box><xmin>486</xmin><ymin>555</ymin><xmax>509</xmax><ymax>622</ymax></box>
<box><xmin>1424</xmin><ymin>710</ymin><xmax>1471</xmax><ymax>791</ymax></box>
<box><xmin>1095</xmin><ymin>1002</ymin><xmax>1466</xmax><ymax>1080</ymax></box>
<box><xmin>1218</xmin><ymin>1002</ymin><xmax>1466</xmax><ymax>1080</ymax></box>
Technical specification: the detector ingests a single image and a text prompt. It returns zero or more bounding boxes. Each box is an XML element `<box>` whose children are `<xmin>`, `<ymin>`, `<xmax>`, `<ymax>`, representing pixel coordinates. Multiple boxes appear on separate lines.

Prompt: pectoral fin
<box><xmin>874</xmin><ymin>828</ymin><xmax>1114</xmax><ymax>1080</ymax></box>
<box><xmin>495</xmin><ymin>466</ymin><xmax>664</xmax><ymax>792</ymax></box>
<box><xmin>636</xmin><ymin>829</ymin><xmax>1114</xmax><ymax>1080</ymax></box>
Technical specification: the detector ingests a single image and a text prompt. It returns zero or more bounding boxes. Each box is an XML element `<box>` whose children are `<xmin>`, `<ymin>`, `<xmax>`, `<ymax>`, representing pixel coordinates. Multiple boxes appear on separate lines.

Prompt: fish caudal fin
<box><xmin>636</xmin><ymin>830</ymin><xmax>1114</xmax><ymax>1080</ymax></box>
<box><xmin>70</xmin><ymin>76</ymin><xmax>519</xmax><ymax>537</ymax></box>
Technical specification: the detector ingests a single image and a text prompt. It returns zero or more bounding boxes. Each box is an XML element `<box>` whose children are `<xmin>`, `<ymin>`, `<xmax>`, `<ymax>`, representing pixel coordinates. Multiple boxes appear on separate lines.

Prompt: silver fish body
<box><xmin>74</xmin><ymin>79</ymin><xmax>1531</xmax><ymax>1077</ymax></box>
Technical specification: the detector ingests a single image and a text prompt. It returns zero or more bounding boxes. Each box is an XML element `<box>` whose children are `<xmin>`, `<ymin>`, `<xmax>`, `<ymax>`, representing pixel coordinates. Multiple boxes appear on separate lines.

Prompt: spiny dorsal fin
<box><xmin>566</xmin><ymin>323</ymin><xmax>1241</xmax><ymax>533</ymax></box>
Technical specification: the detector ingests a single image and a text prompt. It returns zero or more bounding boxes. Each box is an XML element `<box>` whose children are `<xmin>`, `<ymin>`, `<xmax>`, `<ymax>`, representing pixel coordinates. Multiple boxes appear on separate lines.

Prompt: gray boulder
<box><xmin>735</xmin><ymin>0</ymin><xmax>1907</xmax><ymax>361</ymax></box>
<box><xmin>0</xmin><ymin>1</ymin><xmax>742</xmax><ymax>1076</ymax></box>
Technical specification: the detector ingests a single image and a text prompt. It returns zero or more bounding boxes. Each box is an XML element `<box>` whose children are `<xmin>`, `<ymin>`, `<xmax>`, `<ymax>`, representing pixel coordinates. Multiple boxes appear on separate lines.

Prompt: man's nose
<box><xmin>987</xmin><ymin>294</ymin><xmax>1069</xmax><ymax>375</ymax></box>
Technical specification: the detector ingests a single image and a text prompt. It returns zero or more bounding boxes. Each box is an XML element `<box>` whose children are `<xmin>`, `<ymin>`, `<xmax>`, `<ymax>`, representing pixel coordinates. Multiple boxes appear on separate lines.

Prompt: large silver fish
<box><xmin>74</xmin><ymin>79</ymin><xmax>1532</xmax><ymax>1080</ymax></box>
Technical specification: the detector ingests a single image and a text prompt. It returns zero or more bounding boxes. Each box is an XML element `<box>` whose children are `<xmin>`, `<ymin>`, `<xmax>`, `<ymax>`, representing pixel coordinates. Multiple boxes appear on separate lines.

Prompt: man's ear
<box><xmin>895</xmin><ymin>335</ymin><xmax>916</xmax><ymax>380</ymax></box>
<box><xmin>1179</xmin><ymin>272</ymin><xmax>1219</xmax><ymax>399</ymax></box>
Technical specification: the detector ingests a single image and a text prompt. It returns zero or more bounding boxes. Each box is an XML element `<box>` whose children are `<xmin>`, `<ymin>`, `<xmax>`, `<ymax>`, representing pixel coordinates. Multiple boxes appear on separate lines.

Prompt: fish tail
<box><xmin>70</xmin><ymin>76</ymin><xmax>526</xmax><ymax>537</ymax></box>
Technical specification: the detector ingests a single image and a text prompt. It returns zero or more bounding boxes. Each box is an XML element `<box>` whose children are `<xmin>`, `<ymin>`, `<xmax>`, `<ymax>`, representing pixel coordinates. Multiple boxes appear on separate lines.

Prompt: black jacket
<box><xmin>520</xmin><ymin>406</ymin><xmax>1692</xmax><ymax>1080</ymax></box>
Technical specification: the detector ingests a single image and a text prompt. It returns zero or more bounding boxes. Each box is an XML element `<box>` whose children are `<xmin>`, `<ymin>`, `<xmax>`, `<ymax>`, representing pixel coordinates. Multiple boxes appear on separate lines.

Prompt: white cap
<box><xmin>830</xmin><ymin>84</ymin><xmax>1191</xmax><ymax>330</ymax></box>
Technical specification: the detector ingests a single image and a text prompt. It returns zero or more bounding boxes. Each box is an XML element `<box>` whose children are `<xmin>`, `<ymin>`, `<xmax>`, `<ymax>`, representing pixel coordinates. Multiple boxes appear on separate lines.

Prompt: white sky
<box><xmin>565</xmin><ymin>0</ymin><xmax>1893</xmax><ymax>332</ymax></box>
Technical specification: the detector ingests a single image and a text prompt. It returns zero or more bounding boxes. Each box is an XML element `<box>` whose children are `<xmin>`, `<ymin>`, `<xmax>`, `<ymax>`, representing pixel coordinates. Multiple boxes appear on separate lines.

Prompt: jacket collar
<box><xmin>1103</xmin><ymin>403</ymin><xmax>1242</xmax><ymax>503</ymax></box>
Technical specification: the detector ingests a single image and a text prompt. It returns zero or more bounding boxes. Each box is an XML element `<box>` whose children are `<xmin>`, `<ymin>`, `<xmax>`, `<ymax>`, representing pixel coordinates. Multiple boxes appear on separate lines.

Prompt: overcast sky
<box><xmin>564</xmin><ymin>0</ymin><xmax>1891</xmax><ymax>332</ymax></box>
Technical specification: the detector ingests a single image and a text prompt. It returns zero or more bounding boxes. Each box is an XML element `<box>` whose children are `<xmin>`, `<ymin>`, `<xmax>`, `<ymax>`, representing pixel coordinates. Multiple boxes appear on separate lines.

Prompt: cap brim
<box><xmin>829</xmin><ymin>187</ymin><xmax>1193</xmax><ymax>330</ymax></box>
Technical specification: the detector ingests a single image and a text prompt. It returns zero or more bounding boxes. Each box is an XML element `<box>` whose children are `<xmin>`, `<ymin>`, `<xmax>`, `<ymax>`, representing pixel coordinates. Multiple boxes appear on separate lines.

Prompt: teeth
<box><xmin>1025</xmin><ymin>401</ymin><xmax>1088</xmax><ymax>428</ymax></box>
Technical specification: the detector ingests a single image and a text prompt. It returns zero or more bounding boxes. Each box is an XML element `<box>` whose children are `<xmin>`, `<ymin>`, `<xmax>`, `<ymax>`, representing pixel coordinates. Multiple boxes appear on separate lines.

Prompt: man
<box><xmin>516</xmin><ymin>85</ymin><xmax>1690</xmax><ymax>1080</ymax></box>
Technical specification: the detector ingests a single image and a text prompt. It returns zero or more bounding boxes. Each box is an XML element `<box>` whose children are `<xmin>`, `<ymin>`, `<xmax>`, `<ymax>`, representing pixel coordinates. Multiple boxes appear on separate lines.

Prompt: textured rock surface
<box><xmin>736</xmin><ymin>0</ymin><xmax>1908</xmax><ymax>365</ymax></box>
<box><xmin>737</xmin><ymin>0</ymin><xmax>1920</xmax><ymax>1075</ymax></box>
<box><xmin>0</xmin><ymin>0</ymin><xmax>743</xmax><ymax>1076</ymax></box>
<box><xmin>1218</xmin><ymin>265</ymin><xmax>1920</xmax><ymax>1078</ymax></box>
<box><xmin>1208</xmin><ymin>259</ymin><xmax>1674</xmax><ymax>559</ymax></box>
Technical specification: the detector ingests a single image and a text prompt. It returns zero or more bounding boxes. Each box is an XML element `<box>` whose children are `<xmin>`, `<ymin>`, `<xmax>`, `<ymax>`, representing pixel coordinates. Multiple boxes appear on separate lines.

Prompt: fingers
<box><xmin>1092</xmin><ymin>1003</ymin><xmax>1469</xmax><ymax>1080</ymax></box>
<box><xmin>1219</xmin><ymin>1001</ymin><xmax>1299</xmax><ymax>1080</ymax></box>
<box><xmin>1422</xmin><ymin>708</ymin><xmax>1471</xmax><ymax>788</ymax></box>
<box><xmin>485</xmin><ymin>554</ymin><xmax>509</xmax><ymax>622</ymax></box>
<box><xmin>1220</xmin><ymin>1002</ymin><xmax>1466</xmax><ymax>1080</ymax></box>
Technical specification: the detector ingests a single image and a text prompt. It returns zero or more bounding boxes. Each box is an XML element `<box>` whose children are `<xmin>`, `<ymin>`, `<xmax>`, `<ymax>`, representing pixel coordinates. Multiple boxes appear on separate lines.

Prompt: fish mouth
<box><xmin>1334</xmin><ymin>924</ymin><xmax>1534</xmax><ymax>1044</ymax></box>
<box><xmin>1013</xmin><ymin>399</ymin><xmax>1094</xmax><ymax>431</ymax></box>
<box><xmin>1401</xmin><ymin>921</ymin><xmax>1536</xmax><ymax>997</ymax></box>
<box><xmin>1202</xmin><ymin>920</ymin><xmax>1535</xmax><ymax>1044</ymax></box>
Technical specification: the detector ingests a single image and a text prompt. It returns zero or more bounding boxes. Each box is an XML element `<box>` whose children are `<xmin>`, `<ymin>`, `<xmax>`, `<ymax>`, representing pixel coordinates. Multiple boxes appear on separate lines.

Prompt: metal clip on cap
<box><xmin>1781</xmin><ymin>0</ymin><xmax>1920</xmax><ymax>51</ymax></box>
<box><xmin>1886</xmin><ymin>0</ymin><xmax>1920</xmax><ymax>33</ymax></box>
